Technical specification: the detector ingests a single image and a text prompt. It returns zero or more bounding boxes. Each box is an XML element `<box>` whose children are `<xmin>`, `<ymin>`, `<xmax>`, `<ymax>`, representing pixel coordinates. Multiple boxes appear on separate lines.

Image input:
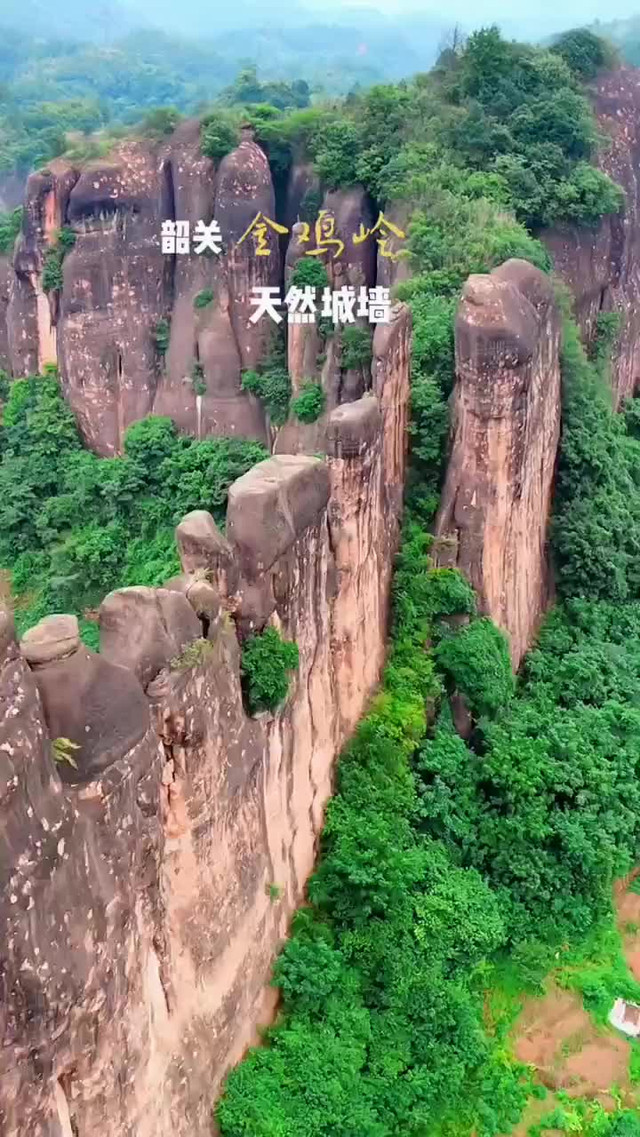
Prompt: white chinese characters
<box><xmin>250</xmin><ymin>285</ymin><xmax>391</xmax><ymax>326</ymax></box>
<box><xmin>161</xmin><ymin>220</ymin><xmax>222</xmax><ymax>255</ymax></box>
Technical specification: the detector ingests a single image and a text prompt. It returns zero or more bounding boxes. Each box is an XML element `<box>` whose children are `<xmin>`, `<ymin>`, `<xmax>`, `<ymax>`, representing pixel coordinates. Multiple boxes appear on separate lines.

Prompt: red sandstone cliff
<box><xmin>543</xmin><ymin>67</ymin><xmax>640</xmax><ymax>406</ymax></box>
<box><xmin>436</xmin><ymin>259</ymin><xmax>561</xmax><ymax>669</ymax></box>
<box><xmin>0</xmin><ymin>304</ymin><xmax>411</xmax><ymax>1136</ymax></box>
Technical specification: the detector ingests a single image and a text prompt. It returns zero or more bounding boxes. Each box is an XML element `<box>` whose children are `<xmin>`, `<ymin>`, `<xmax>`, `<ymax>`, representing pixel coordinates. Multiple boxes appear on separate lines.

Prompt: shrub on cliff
<box><xmin>290</xmin><ymin>259</ymin><xmax>329</xmax><ymax>290</ymax></box>
<box><xmin>200</xmin><ymin>113</ymin><xmax>239</xmax><ymax>163</ymax></box>
<box><xmin>193</xmin><ymin>288</ymin><xmax>214</xmax><ymax>309</ymax></box>
<box><xmin>152</xmin><ymin>318</ymin><xmax>170</xmax><ymax>356</ymax></box>
<box><xmin>240</xmin><ymin>627</ymin><xmax>299</xmax><ymax>714</ymax></box>
<box><xmin>291</xmin><ymin>381</ymin><xmax>325</xmax><ymax>424</ymax></box>
<box><xmin>434</xmin><ymin>617</ymin><xmax>514</xmax><ymax>718</ymax></box>
<box><xmin>241</xmin><ymin>367</ymin><xmax>290</xmax><ymax>426</ymax></box>
<box><xmin>340</xmin><ymin>326</ymin><xmax>371</xmax><ymax>371</ymax></box>
<box><xmin>140</xmin><ymin>107</ymin><xmax>182</xmax><ymax>138</ymax></box>
<box><xmin>42</xmin><ymin>228</ymin><xmax>75</xmax><ymax>293</ymax></box>
<box><xmin>241</xmin><ymin>329</ymin><xmax>291</xmax><ymax>426</ymax></box>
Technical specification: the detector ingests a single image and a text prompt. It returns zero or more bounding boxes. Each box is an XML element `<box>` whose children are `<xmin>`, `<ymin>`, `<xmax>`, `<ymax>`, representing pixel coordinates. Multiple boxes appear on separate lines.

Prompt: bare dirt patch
<box><xmin>615</xmin><ymin>875</ymin><xmax>640</xmax><ymax>982</ymax></box>
<box><xmin>513</xmin><ymin>985</ymin><xmax>630</xmax><ymax>1099</ymax></box>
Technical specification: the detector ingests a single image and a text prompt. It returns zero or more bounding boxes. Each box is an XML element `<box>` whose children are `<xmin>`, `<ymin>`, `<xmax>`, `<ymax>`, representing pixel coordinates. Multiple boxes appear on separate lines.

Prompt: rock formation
<box><xmin>0</xmin><ymin>302</ymin><xmax>411</xmax><ymax>1136</ymax></box>
<box><xmin>436</xmin><ymin>259</ymin><xmax>561</xmax><ymax>668</ymax></box>
<box><xmin>1</xmin><ymin>124</ymin><xmax>390</xmax><ymax>456</ymax></box>
<box><xmin>0</xmin><ymin>255</ymin><xmax>11</xmax><ymax>370</ymax></box>
<box><xmin>543</xmin><ymin>67</ymin><xmax>640</xmax><ymax>406</ymax></box>
<box><xmin>3</xmin><ymin>129</ymin><xmax>279</xmax><ymax>454</ymax></box>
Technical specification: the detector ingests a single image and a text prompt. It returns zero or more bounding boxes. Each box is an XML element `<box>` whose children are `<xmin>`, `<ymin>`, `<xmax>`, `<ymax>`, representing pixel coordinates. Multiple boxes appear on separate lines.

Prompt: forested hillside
<box><xmin>2</xmin><ymin>18</ymin><xmax>640</xmax><ymax>1137</ymax></box>
<box><xmin>200</xmin><ymin>28</ymin><xmax>640</xmax><ymax>1137</ymax></box>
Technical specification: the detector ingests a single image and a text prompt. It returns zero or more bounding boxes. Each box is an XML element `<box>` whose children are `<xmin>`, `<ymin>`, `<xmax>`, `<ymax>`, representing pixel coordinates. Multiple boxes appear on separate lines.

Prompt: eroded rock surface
<box><xmin>436</xmin><ymin>259</ymin><xmax>561</xmax><ymax>667</ymax></box>
<box><xmin>0</xmin><ymin>303</ymin><xmax>411</xmax><ymax>1136</ymax></box>
<box><xmin>543</xmin><ymin>67</ymin><xmax>640</xmax><ymax>405</ymax></box>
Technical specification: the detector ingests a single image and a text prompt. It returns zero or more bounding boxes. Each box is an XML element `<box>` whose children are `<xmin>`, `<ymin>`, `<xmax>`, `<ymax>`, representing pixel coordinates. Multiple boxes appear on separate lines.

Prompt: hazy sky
<box><xmin>341</xmin><ymin>0</ymin><xmax>638</xmax><ymax>16</ymax></box>
<box><xmin>331</xmin><ymin>0</ymin><xmax>640</xmax><ymax>35</ymax></box>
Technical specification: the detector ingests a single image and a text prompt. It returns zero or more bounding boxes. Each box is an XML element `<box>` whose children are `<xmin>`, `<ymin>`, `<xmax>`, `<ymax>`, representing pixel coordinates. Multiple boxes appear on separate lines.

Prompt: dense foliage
<box><xmin>241</xmin><ymin>330</ymin><xmax>291</xmax><ymax>427</ymax></box>
<box><xmin>291</xmin><ymin>381</ymin><xmax>325</xmax><ymax>424</ymax></box>
<box><xmin>217</xmin><ymin>26</ymin><xmax>640</xmax><ymax>1137</ymax></box>
<box><xmin>0</xmin><ymin>207</ymin><xmax>22</xmax><ymax>254</ymax></box>
<box><xmin>551</xmin><ymin>308</ymin><xmax>640</xmax><ymax>601</ymax></box>
<box><xmin>3</xmin><ymin>20</ymin><xmax>636</xmax><ymax>1134</ymax></box>
<box><xmin>235</xmin><ymin>26</ymin><xmax>623</xmax><ymax>233</ymax></box>
<box><xmin>0</xmin><ymin>377</ymin><xmax>266</xmax><ymax>640</ymax></box>
<box><xmin>240</xmin><ymin>627</ymin><xmax>300</xmax><ymax>714</ymax></box>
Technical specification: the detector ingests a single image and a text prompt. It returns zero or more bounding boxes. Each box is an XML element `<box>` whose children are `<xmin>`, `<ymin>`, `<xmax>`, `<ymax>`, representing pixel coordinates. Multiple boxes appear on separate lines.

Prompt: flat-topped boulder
<box><xmin>226</xmin><ymin>455</ymin><xmax>330</xmax><ymax>578</ymax></box>
<box><xmin>327</xmin><ymin>396</ymin><xmax>381</xmax><ymax>459</ymax></box>
<box><xmin>20</xmin><ymin>613</ymin><xmax>80</xmax><ymax>666</ymax></box>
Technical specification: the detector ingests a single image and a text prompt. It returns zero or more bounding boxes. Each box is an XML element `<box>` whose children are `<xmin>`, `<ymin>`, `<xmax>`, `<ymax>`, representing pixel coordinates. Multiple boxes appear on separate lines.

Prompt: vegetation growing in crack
<box><xmin>291</xmin><ymin>381</ymin><xmax>325</xmax><ymax>424</ymax></box>
<box><xmin>42</xmin><ymin>226</ymin><xmax>76</xmax><ymax>293</ymax></box>
<box><xmin>240</xmin><ymin>627</ymin><xmax>299</xmax><ymax>714</ymax></box>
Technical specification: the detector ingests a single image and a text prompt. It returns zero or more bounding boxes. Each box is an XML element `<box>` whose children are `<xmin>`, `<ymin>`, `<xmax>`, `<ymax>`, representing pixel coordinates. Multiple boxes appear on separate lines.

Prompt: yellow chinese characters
<box><xmin>353</xmin><ymin>212</ymin><xmax>406</xmax><ymax>260</ymax></box>
<box><xmin>237</xmin><ymin>212</ymin><xmax>289</xmax><ymax>256</ymax></box>
<box><xmin>298</xmin><ymin>210</ymin><xmax>345</xmax><ymax>260</ymax></box>
<box><xmin>236</xmin><ymin>209</ymin><xmax>406</xmax><ymax>261</ymax></box>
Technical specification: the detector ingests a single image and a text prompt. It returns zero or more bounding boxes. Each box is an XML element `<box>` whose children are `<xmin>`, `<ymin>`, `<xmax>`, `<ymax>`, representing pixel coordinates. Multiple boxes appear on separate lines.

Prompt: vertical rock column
<box><xmin>7</xmin><ymin>160</ymin><xmax>79</xmax><ymax>377</ymax></box>
<box><xmin>327</xmin><ymin>301</ymin><xmax>412</xmax><ymax>729</ymax></box>
<box><xmin>436</xmin><ymin>258</ymin><xmax>561</xmax><ymax>668</ymax></box>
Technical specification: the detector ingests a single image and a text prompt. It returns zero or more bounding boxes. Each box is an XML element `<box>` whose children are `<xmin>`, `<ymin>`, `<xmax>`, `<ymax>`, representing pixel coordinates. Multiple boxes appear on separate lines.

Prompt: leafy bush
<box><xmin>171</xmin><ymin>637</ymin><xmax>215</xmax><ymax>670</ymax></box>
<box><xmin>434</xmin><ymin>616</ymin><xmax>514</xmax><ymax>717</ymax></box>
<box><xmin>42</xmin><ymin>246</ymin><xmax>64</xmax><ymax>292</ymax></box>
<box><xmin>200</xmin><ymin>113</ymin><xmax>239</xmax><ymax>163</ymax></box>
<box><xmin>56</xmin><ymin>226</ymin><xmax>77</xmax><ymax>253</ymax></box>
<box><xmin>291</xmin><ymin>381</ymin><xmax>325</xmax><ymax>424</ymax></box>
<box><xmin>191</xmin><ymin>362</ymin><xmax>207</xmax><ymax>396</ymax></box>
<box><xmin>0</xmin><ymin>368</ymin><xmax>10</xmax><ymax>404</ymax></box>
<box><xmin>290</xmin><ymin>258</ymin><xmax>329</xmax><ymax>289</ymax></box>
<box><xmin>241</xmin><ymin>367</ymin><xmax>291</xmax><ymax>426</ymax></box>
<box><xmin>41</xmin><ymin>228</ymin><xmax>75</xmax><ymax>293</ymax></box>
<box><xmin>139</xmin><ymin>106</ymin><xmax>182</xmax><ymax>138</ymax></box>
<box><xmin>309</xmin><ymin>118</ymin><xmax>360</xmax><ymax>188</ymax></box>
<box><xmin>240</xmin><ymin>627</ymin><xmax>299</xmax><ymax>714</ymax></box>
<box><xmin>0</xmin><ymin>207</ymin><xmax>22</xmax><ymax>255</ymax></box>
<box><xmin>194</xmin><ymin>288</ymin><xmax>214</xmax><ymax>309</ymax></box>
<box><xmin>340</xmin><ymin>326</ymin><xmax>372</xmax><ymax>370</ymax></box>
<box><xmin>153</xmin><ymin>318</ymin><xmax>170</xmax><ymax>355</ymax></box>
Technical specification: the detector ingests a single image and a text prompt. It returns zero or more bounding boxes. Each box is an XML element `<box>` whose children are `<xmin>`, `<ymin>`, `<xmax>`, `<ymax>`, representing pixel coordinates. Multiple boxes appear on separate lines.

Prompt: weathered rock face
<box><xmin>436</xmin><ymin>259</ymin><xmax>561</xmax><ymax>668</ymax></box>
<box><xmin>1</xmin><ymin>125</ymin><xmax>395</xmax><ymax>456</ymax></box>
<box><xmin>0</xmin><ymin>304</ymin><xmax>411</xmax><ymax>1137</ymax></box>
<box><xmin>543</xmin><ymin>67</ymin><xmax>640</xmax><ymax>405</ymax></box>
<box><xmin>4</xmin><ymin>128</ymin><xmax>278</xmax><ymax>453</ymax></box>
<box><xmin>153</xmin><ymin>124</ymin><xmax>270</xmax><ymax>444</ymax></box>
<box><xmin>0</xmin><ymin>605</ymin><xmax>164</xmax><ymax>1137</ymax></box>
<box><xmin>0</xmin><ymin>255</ymin><xmax>12</xmax><ymax>369</ymax></box>
<box><xmin>8</xmin><ymin>160</ymin><xmax>78</xmax><ymax>378</ymax></box>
